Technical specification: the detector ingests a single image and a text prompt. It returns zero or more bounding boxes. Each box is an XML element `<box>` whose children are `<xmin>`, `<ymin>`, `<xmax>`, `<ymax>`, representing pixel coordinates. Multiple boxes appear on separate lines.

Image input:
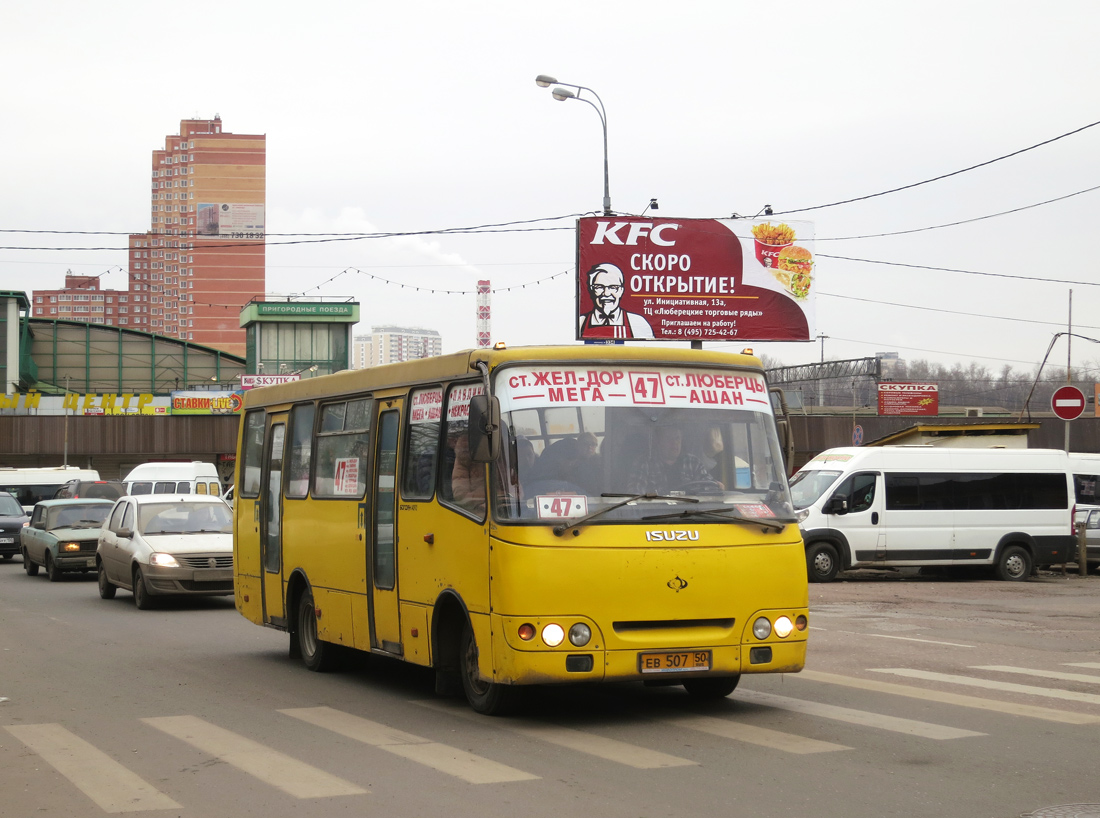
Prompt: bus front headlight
<box><xmin>774</xmin><ymin>616</ymin><xmax>794</xmax><ymax>638</ymax></box>
<box><xmin>568</xmin><ymin>623</ymin><xmax>591</xmax><ymax>647</ymax></box>
<box><xmin>752</xmin><ymin>617</ymin><xmax>772</xmax><ymax>640</ymax></box>
<box><xmin>542</xmin><ymin>623</ymin><xmax>565</xmax><ymax>647</ymax></box>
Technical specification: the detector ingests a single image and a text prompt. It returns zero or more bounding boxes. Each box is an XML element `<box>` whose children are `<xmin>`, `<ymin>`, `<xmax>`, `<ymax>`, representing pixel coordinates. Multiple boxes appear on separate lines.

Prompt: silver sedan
<box><xmin>96</xmin><ymin>494</ymin><xmax>233</xmax><ymax>609</ymax></box>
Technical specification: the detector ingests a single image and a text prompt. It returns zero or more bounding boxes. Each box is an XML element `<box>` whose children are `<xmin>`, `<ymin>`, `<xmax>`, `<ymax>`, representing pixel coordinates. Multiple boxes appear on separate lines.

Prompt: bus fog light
<box><xmin>568</xmin><ymin>623</ymin><xmax>591</xmax><ymax>647</ymax></box>
<box><xmin>774</xmin><ymin>616</ymin><xmax>794</xmax><ymax>638</ymax></box>
<box><xmin>752</xmin><ymin>617</ymin><xmax>772</xmax><ymax>640</ymax></box>
<box><xmin>542</xmin><ymin>623</ymin><xmax>565</xmax><ymax>647</ymax></box>
<box><xmin>518</xmin><ymin>623</ymin><xmax>535</xmax><ymax>641</ymax></box>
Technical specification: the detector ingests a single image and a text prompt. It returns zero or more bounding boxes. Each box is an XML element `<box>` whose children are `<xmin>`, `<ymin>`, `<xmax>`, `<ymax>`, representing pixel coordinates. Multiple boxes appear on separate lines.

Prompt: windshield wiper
<box><xmin>554</xmin><ymin>493</ymin><xmax>698</xmax><ymax>538</ymax></box>
<box><xmin>641</xmin><ymin>505</ymin><xmax>792</xmax><ymax>532</ymax></box>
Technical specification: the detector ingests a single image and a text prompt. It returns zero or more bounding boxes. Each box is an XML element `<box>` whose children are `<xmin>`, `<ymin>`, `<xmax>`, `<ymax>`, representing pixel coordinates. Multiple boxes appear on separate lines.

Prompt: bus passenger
<box><xmin>450</xmin><ymin>429</ymin><xmax>486</xmax><ymax>515</ymax></box>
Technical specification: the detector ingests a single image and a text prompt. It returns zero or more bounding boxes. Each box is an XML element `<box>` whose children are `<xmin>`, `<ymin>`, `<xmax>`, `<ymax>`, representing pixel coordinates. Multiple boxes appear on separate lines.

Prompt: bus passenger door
<box><xmin>261</xmin><ymin>417</ymin><xmax>287</xmax><ymax>626</ymax></box>
<box><xmin>371</xmin><ymin>404</ymin><xmax>402</xmax><ymax>652</ymax></box>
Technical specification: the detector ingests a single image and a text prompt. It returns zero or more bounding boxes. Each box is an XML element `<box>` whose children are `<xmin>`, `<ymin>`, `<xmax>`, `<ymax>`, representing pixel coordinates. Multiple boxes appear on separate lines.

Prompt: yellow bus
<box><xmin>233</xmin><ymin>344</ymin><xmax>808</xmax><ymax>714</ymax></box>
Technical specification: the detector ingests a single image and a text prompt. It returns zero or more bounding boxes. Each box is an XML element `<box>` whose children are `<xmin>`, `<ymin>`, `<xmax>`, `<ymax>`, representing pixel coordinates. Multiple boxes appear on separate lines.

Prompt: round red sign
<box><xmin>1051</xmin><ymin>385</ymin><xmax>1086</xmax><ymax>420</ymax></box>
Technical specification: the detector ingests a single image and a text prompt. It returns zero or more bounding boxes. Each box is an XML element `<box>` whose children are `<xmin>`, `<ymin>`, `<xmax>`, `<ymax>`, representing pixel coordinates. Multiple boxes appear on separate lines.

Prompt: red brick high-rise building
<box><xmin>33</xmin><ymin>117</ymin><xmax>266</xmax><ymax>356</ymax></box>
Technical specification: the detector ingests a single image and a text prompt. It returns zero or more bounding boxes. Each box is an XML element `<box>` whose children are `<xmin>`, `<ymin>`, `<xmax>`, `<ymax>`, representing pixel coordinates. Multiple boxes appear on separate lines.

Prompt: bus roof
<box><xmin>241</xmin><ymin>344</ymin><xmax>765</xmax><ymax>409</ymax></box>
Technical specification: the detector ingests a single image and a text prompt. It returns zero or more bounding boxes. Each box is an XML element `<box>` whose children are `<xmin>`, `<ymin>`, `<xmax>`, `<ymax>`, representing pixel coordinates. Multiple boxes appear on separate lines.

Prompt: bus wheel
<box><xmin>995</xmin><ymin>545</ymin><xmax>1031</xmax><ymax>581</ymax></box>
<box><xmin>460</xmin><ymin>620</ymin><xmax>516</xmax><ymax>716</ymax></box>
<box><xmin>806</xmin><ymin>542</ymin><xmax>840</xmax><ymax>582</ymax></box>
<box><xmin>296</xmin><ymin>588</ymin><xmax>337</xmax><ymax>672</ymax></box>
<box><xmin>683</xmin><ymin>675</ymin><xmax>740</xmax><ymax>700</ymax></box>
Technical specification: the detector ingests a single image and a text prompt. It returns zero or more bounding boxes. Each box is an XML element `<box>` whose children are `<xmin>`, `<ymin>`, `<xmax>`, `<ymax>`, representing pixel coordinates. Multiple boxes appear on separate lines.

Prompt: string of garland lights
<box><xmin>293</xmin><ymin>266</ymin><xmax>573</xmax><ymax>297</ymax></box>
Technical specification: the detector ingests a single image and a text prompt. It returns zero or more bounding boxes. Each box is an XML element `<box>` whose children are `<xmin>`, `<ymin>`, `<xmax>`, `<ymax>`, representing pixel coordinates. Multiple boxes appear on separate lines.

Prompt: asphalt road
<box><xmin>2</xmin><ymin>559</ymin><xmax>1099</xmax><ymax>818</ymax></box>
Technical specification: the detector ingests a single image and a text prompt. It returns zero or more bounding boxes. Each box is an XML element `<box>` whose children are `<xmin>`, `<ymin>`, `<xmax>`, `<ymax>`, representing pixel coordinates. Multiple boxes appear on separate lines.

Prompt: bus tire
<box><xmin>806</xmin><ymin>541</ymin><xmax>840</xmax><ymax>582</ymax></box>
<box><xmin>296</xmin><ymin>587</ymin><xmax>338</xmax><ymax>672</ymax></box>
<box><xmin>994</xmin><ymin>544</ymin><xmax>1031</xmax><ymax>582</ymax></box>
<box><xmin>683</xmin><ymin>675</ymin><xmax>740</xmax><ymax>700</ymax></box>
<box><xmin>460</xmin><ymin>620</ymin><xmax>516</xmax><ymax>716</ymax></box>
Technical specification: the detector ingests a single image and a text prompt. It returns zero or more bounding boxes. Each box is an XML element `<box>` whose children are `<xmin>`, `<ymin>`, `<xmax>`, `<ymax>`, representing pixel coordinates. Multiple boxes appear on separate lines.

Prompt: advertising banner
<box><xmin>877</xmin><ymin>382</ymin><xmax>939</xmax><ymax>416</ymax></box>
<box><xmin>171</xmin><ymin>390</ymin><xmax>245</xmax><ymax>416</ymax></box>
<box><xmin>240</xmin><ymin>374</ymin><xmax>300</xmax><ymax>390</ymax></box>
<box><xmin>575</xmin><ymin>217</ymin><xmax>815</xmax><ymax>342</ymax></box>
<box><xmin>196</xmin><ymin>203</ymin><xmax>265</xmax><ymax>239</ymax></box>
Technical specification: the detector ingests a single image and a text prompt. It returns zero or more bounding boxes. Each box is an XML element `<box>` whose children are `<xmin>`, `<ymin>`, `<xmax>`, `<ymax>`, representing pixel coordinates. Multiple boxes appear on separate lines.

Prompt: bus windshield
<box><xmin>490</xmin><ymin>364</ymin><xmax>794</xmax><ymax>524</ymax></box>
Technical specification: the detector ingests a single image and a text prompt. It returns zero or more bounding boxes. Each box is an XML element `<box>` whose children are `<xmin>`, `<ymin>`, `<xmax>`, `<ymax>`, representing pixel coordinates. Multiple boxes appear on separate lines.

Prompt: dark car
<box><xmin>0</xmin><ymin>493</ymin><xmax>29</xmax><ymax>559</ymax></box>
<box><xmin>53</xmin><ymin>480</ymin><xmax>127</xmax><ymax>503</ymax></box>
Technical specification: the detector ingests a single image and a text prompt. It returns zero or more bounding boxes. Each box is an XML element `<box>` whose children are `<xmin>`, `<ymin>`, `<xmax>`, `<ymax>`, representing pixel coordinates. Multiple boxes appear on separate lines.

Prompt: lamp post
<box><xmin>535</xmin><ymin>74</ymin><xmax>612</xmax><ymax>216</ymax></box>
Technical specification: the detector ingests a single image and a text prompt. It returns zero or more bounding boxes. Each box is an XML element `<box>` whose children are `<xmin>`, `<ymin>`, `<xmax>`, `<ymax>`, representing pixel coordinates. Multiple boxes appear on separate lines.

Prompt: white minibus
<box><xmin>124</xmin><ymin>461</ymin><xmax>222</xmax><ymax>497</ymax></box>
<box><xmin>0</xmin><ymin>466</ymin><xmax>100</xmax><ymax>513</ymax></box>
<box><xmin>789</xmin><ymin>447</ymin><xmax>1076</xmax><ymax>582</ymax></box>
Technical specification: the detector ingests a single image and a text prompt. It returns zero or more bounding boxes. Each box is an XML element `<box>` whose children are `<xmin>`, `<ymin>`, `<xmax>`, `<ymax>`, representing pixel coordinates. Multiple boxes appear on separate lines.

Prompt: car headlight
<box><xmin>149</xmin><ymin>553</ymin><xmax>180</xmax><ymax>567</ymax></box>
<box><xmin>796</xmin><ymin>508</ymin><xmax>809</xmax><ymax>523</ymax></box>
<box><xmin>62</xmin><ymin>542</ymin><xmax>81</xmax><ymax>552</ymax></box>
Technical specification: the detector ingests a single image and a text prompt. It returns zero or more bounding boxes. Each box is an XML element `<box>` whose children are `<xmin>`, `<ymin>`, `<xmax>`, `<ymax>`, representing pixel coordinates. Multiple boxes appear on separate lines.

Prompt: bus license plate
<box><xmin>638</xmin><ymin>650</ymin><xmax>712</xmax><ymax>674</ymax></box>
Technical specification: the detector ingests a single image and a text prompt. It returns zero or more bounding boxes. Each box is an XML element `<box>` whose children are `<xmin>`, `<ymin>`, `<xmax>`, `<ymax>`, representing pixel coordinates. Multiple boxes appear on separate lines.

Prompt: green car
<box><xmin>21</xmin><ymin>499</ymin><xmax>114</xmax><ymax>581</ymax></box>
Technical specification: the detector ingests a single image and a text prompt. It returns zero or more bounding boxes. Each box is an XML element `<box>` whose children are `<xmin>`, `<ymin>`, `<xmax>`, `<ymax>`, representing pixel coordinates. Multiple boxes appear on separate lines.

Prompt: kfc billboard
<box><xmin>576</xmin><ymin>217</ymin><xmax>815</xmax><ymax>342</ymax></box>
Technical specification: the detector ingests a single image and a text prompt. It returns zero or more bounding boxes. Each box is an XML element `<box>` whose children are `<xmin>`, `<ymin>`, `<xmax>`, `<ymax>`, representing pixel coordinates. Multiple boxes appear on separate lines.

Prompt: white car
<box><xmin>96</xmin><ymin>494</ymin><xmax>233</xmax><ymax>609</ymax></box>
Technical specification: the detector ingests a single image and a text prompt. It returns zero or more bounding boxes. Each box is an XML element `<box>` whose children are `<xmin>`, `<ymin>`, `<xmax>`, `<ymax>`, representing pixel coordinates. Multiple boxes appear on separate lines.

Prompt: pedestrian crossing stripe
<box><xmin>871</xmin><ymin>668</ymin><xmax>1100</xmax><ymax>707</ymax></box>
<box><xmin>280</xmin><ymin>706</ymin><xmax>538</xmax><ymax>784</ymax></box>
<box><xmin>5</xmin><ymin>723</ymin><xmax>181</xmax><ymax>813</ymax></box>
<box><xmin>143</xmin><ymin>715</ymin><xmax>366</xmax><ymax>798</ymax></box>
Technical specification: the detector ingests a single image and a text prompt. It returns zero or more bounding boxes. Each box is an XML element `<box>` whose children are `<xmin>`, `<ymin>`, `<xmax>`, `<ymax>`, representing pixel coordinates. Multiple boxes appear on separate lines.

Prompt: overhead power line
<box><xmin>767</xmin><ymin>118</ymin><xmax>1100</xmax><ymax>216</ymax></box>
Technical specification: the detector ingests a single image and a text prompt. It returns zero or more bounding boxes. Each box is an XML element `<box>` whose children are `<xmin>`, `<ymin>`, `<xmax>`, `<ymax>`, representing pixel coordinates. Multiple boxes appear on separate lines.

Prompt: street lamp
<box><xmin>535</xmin><ymin>74</ymin><xmax>612</xmax><ymax>216</ymax></box>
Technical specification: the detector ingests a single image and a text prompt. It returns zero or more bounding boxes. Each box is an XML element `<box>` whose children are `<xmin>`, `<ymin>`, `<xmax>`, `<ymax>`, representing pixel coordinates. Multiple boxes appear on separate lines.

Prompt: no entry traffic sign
<box><xmin>1051</xmin><ymin>385</ymin><xmax>1086</xmax><ymax>420</ymax></box>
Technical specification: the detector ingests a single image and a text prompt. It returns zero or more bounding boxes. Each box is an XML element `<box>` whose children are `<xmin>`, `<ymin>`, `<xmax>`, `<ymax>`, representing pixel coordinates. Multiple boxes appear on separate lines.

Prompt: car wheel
<box><xmin>1</xmin><ymin>553</ymin><xmax>12</xmax><ymax>560</ymax></box>
<box><xmin>46</xmin><ymin>554</ymin><xmax>62</xmax><ymax>583</ymax></box>
<box><xmin>23</xmin><ymin>549</ymin><xmax>39</xmax><ymax>576</ymax></box>
<box><xmin>98</xmin><ymin>562</ymin><xmax>116</xmax><ymax>600</ymax></box>
<box><xmin>806</xmin><ymin>541</ymin><xmax>840</xmax><ymax>582</ymax></box>
<box><xmin>459</xmin><ymin>619</ymin><xmax>517</xmax><ymax>715</ymax></box>
<box><xmin>296</xmin><ymin>587</ymin><xmax>338</xmax><ymax>672</ymax></box>
<box><xmin>133</xmin><ymin>567</ymin><xmax>154</xmax><ymax>609</ymax></box>
<box><xmin>994</xmin><ymin>544</ymin><xmax>1032</xmax><ymax>582</ymax></box>
<box><xmin>683</xmin><ymin>675</ymin><xmax>741</xmax><ymax>700</ymax></box>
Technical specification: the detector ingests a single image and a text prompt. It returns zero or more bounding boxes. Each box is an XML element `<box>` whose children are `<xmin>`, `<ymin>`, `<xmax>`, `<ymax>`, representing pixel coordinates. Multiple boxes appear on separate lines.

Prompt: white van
<box><xmin>789</xmin><ymin>447</ymin><xmax>1076</xmax><ymax>582</ymax></box>
<box><xmin>124</xmin><ymin>461</ymin><xmax>222</xmax><ymax>497</ymax></box>
<box><xmin>0</xmin><ymin>466</ymin><xmax>100</xmax><ymax>513</ymax></box>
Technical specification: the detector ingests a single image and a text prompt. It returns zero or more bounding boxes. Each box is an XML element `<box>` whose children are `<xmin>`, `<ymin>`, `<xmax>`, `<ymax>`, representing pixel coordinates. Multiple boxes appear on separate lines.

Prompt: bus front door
<box><xmin>371</xmin><ymin>405</ymin><xmax>402</xmax><ymax>653</ymax></box>
<box><xmin>260</xmin><ymin>416</ymin><xmax>287</xmax><ymax>626</ymax></box>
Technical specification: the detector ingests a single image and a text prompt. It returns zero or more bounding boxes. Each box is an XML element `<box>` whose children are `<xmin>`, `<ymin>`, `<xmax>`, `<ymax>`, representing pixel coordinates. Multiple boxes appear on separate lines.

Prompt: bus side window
<box><xmin>403</xmin><ymin>387</ymin><xmax>443</xmax><ymax>500</ymax></box>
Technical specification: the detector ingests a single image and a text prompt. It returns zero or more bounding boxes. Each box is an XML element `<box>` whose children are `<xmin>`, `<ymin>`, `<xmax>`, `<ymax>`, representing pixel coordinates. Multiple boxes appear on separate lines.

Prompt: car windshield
<box><xmin>788</xmin><ymin>469</ymin><xmax>843</xmax><ymax>509</ymax></box>
<box><xmin>47</xmin><ymin>503</ymin><xmax>111</xmax><ymax>530</ymax></box>
<box><xmin>0</xmin><ymin>494</ymin><xmax>23</xmax><ymax>516</ymax></box>
<box><xmin>139</xmin><ymin>502</ymin><xmax>232</xmax><ymax>535</ymax></box>
<box><xmin>485</xmin><ymin>363</ymin><xmax>795</xmax><ymax>525</ymax></box>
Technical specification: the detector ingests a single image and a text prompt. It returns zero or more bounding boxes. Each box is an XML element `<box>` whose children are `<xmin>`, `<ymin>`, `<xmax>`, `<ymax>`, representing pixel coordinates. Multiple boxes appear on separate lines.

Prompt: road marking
<box><xmin>799</xmin><ymin>670</ymin><xmax>1100</xmax><ymax>724</ymax></box>
<box><xmin>5</xmin><ymin>724</ymin><xmax>181</xmax><ymax>813</ymax></box>
<box><xmin>280</xmin><ymin>707</ymin><xmax>538</xmax><ymax>783</ymax></box>
<box><xmin>972</xmin><ymin>666</ymin><xmax>1100</xmax><ymax>685</ymax></box>
<box><xmin>666</xmin><ymin>715</ymin><xmax>849</xmax><ymax>754</ymax></box>
<box><xmin>734</xmin><ymin>689</ymin><xmax>985</xmax><ymax>739</ymax></box>
<box><xmin>143</xmin><ymin>715</ymin><xmax>366</xmax><ymax>798</ymax></box>
<box><xmin>1065</xmin><ymin>662</ymin><xmax>1100</xmax><ymax>670</ymax></box>
<box><xmin>870</xmin><ymin>669</ymin><xmax>1100</xmax><ymax>706</ymax></box>
<box><xmin>414</xmin><ymin>699</ymin><xmax>695</xmax><ymax>769</ymax></box>
<box><xmin>867</xmin><ymin>634</ymin><xmax>975</xmax><ymax>648</ymax></box>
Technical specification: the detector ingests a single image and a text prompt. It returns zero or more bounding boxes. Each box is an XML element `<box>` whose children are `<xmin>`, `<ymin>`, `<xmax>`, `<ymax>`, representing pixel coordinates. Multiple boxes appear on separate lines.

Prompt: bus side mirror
<box><xmin>823</xmin><ymin>494</ymin><xmax>848</xmax><ymax>515</ymax></box>
<box><xmin>468</xmin><ymin>395</ymin><xmax>501</xmax><ymax>463</ymax></box>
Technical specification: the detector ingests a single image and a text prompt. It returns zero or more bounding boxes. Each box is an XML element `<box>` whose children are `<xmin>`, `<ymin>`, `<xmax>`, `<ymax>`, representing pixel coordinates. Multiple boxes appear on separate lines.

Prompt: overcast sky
<box><xmin>3</xmin><ymin>1</ymin><xmax>1098</xmax><ymax>388</ymax></box>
